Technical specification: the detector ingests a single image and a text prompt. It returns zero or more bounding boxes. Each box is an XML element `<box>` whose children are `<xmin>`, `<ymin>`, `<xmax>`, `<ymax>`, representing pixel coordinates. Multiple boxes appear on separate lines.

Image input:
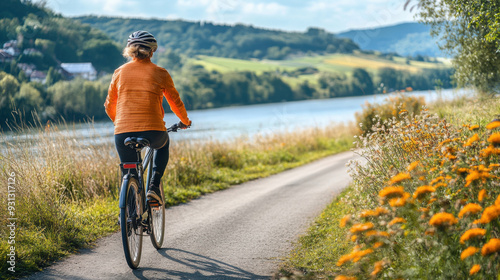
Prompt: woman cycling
<box><xmin>104</xmin><ymin>30</ymin><xmax>191</xmax><ymax>206</ymax></box>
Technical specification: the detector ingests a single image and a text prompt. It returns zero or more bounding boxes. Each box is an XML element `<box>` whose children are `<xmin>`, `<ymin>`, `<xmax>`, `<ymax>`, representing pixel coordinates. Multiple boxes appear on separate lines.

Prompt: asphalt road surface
<box><xmin>26</xmin><ymin>151</ymin><xmax>357</xmax><ymax>280</ymax></box>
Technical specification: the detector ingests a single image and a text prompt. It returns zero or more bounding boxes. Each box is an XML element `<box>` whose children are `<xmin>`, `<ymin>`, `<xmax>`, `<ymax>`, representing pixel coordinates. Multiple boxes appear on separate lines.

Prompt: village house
<box><xmin>30</xmin><ymin>70</ymin><xmax>47</xmax><ymax>84</ymax></box>
<box><xmin>60</xmin><ymin>63</ymin><xmax>97</xmax><ymax>81</ymax></box>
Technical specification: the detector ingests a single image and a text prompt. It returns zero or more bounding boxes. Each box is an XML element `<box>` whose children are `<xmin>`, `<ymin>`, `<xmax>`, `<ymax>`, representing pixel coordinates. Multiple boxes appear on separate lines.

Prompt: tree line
<box><xmin>76</xmin><ymin>16</ymin><xmax>360</xmax><ymax>60</ymax></box>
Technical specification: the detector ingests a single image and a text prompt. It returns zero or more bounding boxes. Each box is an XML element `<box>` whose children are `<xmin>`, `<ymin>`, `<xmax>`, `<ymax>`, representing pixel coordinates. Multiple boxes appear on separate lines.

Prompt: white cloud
<box><xmin>241</xmin><ymin>2</ymin><xmax>288</xmax><ymax>16</ymax></box>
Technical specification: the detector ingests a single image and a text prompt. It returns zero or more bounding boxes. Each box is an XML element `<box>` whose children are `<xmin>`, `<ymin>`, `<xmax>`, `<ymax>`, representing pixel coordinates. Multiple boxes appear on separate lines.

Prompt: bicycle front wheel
<box><xmin>120</xmin><ymin>177</ymin><xmax>143</xmax><ymax>269</ymax></box>
<box><xmin>149</xmin><ymin>182</ymin><xmax>165</xmax><ymax>249</ymax></box>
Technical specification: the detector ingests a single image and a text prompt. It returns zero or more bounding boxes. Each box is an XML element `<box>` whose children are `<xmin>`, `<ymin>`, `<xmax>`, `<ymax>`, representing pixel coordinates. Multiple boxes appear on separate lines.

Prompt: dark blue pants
<box><xmin>114</xmin><ymin>130</ymin><xmax>169</xmax><ymax>177</ymax></box>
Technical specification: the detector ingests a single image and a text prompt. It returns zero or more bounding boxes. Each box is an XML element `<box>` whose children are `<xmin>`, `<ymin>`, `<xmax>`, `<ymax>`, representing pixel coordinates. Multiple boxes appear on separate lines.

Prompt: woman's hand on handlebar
<box><xmin>179</xmin><ymin>121</ymin><xmax>191</xmax><ymax>129</ymax></box>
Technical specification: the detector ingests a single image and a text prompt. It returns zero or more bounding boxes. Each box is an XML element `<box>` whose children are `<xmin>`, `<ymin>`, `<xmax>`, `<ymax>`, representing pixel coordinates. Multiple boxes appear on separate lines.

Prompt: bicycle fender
<box><xmin>119</xmin><ymin>175</ymin><xmax>130</xmax><ymax>209</ymax></box>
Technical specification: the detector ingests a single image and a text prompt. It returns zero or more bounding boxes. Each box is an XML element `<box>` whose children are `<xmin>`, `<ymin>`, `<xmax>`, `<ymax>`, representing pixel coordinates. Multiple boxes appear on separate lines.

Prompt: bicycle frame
<box><xmin>119</xmin><ymin>147</ymin><xmax>153</xmax><ymax>215</ymax></box>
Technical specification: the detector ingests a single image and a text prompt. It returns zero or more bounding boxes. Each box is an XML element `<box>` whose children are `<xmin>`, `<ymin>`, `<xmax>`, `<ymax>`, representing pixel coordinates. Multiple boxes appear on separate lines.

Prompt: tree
<box><xmin>351</xmin><ymin>68</ymin><xmax>374</xmax><ymax>95</ymax></box>
<box><xmin>408</xmin><ymin>0</ymin><xmax>500</xmax><ymax>93</ymax></box>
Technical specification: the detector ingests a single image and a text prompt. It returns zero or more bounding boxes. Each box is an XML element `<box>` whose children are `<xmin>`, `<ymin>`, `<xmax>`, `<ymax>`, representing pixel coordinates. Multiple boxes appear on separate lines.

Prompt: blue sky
<box><xmin>41</xmin><ymin>0</ymin><xmax>418</xmax><ymax>33</ymax></box>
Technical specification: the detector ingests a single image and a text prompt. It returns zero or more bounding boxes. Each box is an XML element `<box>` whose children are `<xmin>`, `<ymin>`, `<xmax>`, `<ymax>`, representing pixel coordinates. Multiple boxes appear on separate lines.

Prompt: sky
<box><xmin>39</xmin><ymin>0</ymin><xmax>419</xmax><ymax>33</ymax></box>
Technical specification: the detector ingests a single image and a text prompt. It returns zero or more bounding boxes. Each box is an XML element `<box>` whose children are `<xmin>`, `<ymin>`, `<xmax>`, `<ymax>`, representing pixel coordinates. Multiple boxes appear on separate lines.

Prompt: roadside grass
<box><xmin>0</xmin><ymin>117</ymin><xmax>355</xmax><ymax>279</ymax></box>
<box><xmin>279</xmin><ymin>93</ymin><xmax>500</xmax><ymax>279</ymax></box>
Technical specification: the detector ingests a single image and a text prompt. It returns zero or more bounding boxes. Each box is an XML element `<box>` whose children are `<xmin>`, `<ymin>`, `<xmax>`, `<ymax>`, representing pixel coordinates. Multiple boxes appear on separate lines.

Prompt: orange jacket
<box><xmin>104</xmin><ymin>58</ymin><xmax>191</xmax><ymax>134</ymax></box>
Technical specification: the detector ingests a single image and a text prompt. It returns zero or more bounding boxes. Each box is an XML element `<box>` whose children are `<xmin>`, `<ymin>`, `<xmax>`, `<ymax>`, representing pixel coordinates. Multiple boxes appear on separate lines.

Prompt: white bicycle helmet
<box><xmin>127</xmin><ymin>31</ymin><xmax>158</xmax><ymax>52</ymax></box>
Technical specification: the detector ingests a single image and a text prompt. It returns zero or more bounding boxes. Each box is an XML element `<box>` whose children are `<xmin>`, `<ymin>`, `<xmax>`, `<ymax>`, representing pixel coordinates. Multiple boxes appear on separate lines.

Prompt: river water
<box><xmin>2</xmin><ymin>88</ymin><xmax>468</xmax><ymax>145</ymax></box>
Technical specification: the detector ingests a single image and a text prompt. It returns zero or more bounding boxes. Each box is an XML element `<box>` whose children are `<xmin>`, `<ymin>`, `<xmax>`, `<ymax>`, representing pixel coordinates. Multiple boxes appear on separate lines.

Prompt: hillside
<box><xmin>75</xmin><ymin>16</ymin><xmax>359</xmax><ymax>60</ymax></box>
<box><xmin>337</xmin><ymin>22</ymin><xmax>445</xmax><ymax>57</ymax></box>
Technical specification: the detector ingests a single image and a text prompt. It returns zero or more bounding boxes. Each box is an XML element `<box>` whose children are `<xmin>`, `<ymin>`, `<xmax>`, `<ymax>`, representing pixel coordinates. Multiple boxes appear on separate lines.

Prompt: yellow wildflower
<box><xmin>469</xmin><ymin>264</ymin><xmax>481</xmax><ymax>276</ymax></box>
<box><xmin>464</xmin><ymin>133</ymin><xmax>480</xmax><ymax>147</ymax></box>
<box><xmin>379</xmin><ymin>186</ymin><xmax>405</xmax><ymax>199</ymax></box>
<box><xmin>460</xmin><ymin>228</ymin><xmax>486</xmax><ymax>244</ymax></box>
<box><xmin>478</xmin><ymin>189</ymin><xmax>487</xmax><ymax>202</ymax></box>
<box><xmin>481</xmin><ymin>238</ymin><xmax>500</xmax><ymax>256</ymax></box>
<box><xmin>429</xmin><ymin>212</ymin><xmax>457</xmax><ymax>227</ymax></box>
<box><xmin>458</xmin><ymin>203</ymin><xmax>483</xmax><ymax>218</ymax></box>
<box><xmin>350</xmin><ymin>222</ymin><xmax>374</xmax><ymax>233</ymax></box>
<box><xmin>486</xmin><ymin>120</ymin><xmax>500</xmax><ymax>130</ymax></box>
<box><xmin>413</xmin><ymin>185</ymin><xmax>436</xmax><ymax>200</ymax></box>
<box><xmin>389</xmin><ymin>172</ymin><xmax>411</xmax><ymax>185</ymax></box>
<box><xmin>461</xmin><ymin>246</ymin><xmax>479</xmax><ymax>260</ymax></box>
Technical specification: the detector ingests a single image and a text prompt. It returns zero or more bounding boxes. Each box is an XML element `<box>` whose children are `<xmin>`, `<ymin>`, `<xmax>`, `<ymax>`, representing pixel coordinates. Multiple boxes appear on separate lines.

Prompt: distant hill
<box><xmin>337</xmin><ymin>22</ymin><xmax>446</xmax><ymax>57</ymax></box>
<box><xmin>75</xmin><ymin>16</ymin><xmax>359</xmax><ymax>60</ymax></box>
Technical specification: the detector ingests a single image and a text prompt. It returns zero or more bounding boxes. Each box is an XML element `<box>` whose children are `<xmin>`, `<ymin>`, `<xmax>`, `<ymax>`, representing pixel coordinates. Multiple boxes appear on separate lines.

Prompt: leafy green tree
<box><xmin>351</xmin><ymin>68</ymin><xmax>374</xmax><ymax>95</ymax></box>
<box><xmin>408</xmin><ymin>0</ymin><xmax>500</xmax><ymax>93</ymax></box>
<box><xmin>15</xmin><ymin>82</ymin><xmax>43</xmax><ymax>112</ymax></box>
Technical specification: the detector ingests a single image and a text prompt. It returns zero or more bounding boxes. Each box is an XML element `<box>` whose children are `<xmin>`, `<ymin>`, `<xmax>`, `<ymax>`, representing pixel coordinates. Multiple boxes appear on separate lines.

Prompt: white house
<box><xmin>60</xmin><ymin>63</ymin><xmax>97</xmax><ymax>81</ymax></box>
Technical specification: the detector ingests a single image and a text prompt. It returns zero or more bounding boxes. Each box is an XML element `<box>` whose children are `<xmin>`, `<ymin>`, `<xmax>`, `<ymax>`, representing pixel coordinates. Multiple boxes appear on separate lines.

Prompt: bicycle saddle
<box><xmin>124</xmin><ymin>137</ymin><xmax>150</xmax><ymax>149</ymax></box>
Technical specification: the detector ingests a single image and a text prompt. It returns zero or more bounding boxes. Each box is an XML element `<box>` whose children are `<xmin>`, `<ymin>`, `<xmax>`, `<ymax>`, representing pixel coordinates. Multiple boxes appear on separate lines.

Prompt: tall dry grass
<box><xmin>0</xmin><ymin>114</ymin><xmax>356</xmax><ymax>278</ymax></box>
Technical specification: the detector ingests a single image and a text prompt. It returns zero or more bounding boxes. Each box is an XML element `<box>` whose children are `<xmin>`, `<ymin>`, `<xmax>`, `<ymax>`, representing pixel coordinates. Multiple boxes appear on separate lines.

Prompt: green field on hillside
<box><xmin>190</xmin><ymin>53</ymin><xmax>451</xmax><ymax>89</ymax></box>
<box><xmin>191</xmin><ymin>52</ymin><xmax>451</xmax><ymax>75</ymax></box>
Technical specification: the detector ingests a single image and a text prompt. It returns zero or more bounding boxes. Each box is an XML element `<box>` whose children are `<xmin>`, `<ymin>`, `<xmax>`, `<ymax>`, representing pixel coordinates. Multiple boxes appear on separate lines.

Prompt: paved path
<box><xmin>26</xmin><ymin>151</ymin><xmax>357</xmax><ymax>280</ymax></box>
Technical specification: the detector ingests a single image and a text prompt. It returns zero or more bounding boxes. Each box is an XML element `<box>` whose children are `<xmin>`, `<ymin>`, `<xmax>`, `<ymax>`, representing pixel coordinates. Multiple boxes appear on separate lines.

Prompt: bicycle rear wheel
<box><xmin>120</xmin><ymin>177</ymin><xmax>143</xmax><ymax>269</ymax></box>
<box><xmin>149</xmin><ymin>182</ymin><xmax>165</xmax><ymax>249</ymax></box>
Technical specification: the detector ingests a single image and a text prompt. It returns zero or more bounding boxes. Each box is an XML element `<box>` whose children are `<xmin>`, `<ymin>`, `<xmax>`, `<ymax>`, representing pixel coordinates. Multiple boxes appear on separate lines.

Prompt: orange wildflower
<box><xmin>480</xmin><ymin>145</ymin><xmax>500</xmax><ymax>157</ymax></box>
<box><xmin>379</xmin><ymin>186</ymin><xmax>405</xmax><ymax>199</ymax></box>
<box><xmin>488</xmin><ymin>132</ymin><xmax>500</xmax><ymax>145</ymax></box>
<box><xmin>430</xmin><ymin>176</ymin><xmax>444</xmax><ymax>185</ymax></box>
<box><xmin>370</xmin><ymin>260</ymin><xmax>385</xmax><ymax>276</ymax></box>
<box><xmin>460</xmin><ymin>246</ymin><xmax>479</xmax><ymax>260</ymax></box>
<box><xmin>464</xmin><ymin>133</ymin><xmax>480</xmax><ymax>147</ymax></box>
<box><xmin>373</xmin><ymin>242</ymin><xmax>384</xmax><ymax>249</ymax></box>
<box><xmin>351</xmin><ymin>235</ymin><xmax>357</xmax><ymax>242</ymax></box>
<box><xmin>481</xmin><ymin>238</ymin><xmax>500</xmax><ymax>256</ymax></box>
<box><xmin>352</xmin><ymin>249</ymin><xmax>373</xmax><ymax>262</ymax></box>
<box><xmin>413</xmin><ymin>185</ymin><xmax>436</xmax><ymax>200</ymax></box>
<box><xmin>469</xmin><ymin>125</ymin><xmax>480</xmax><ymax>131</ymax></box>
<box><xmin>388</xmin><ymin>217</ymin><xmax>406</xmax><ymax>226</ymax></box>
<box><xmin>350</xmin><ymin>222</ymin><xmax>374</xmax><ymax>233</ymax></box>
<box><xmin>458</xmin><ymin>203</ymin><xmax>483</xmax><ymax>218</ymax></box>
<box><xmin>365</xmin><ymin>230</ymin><xmax>390</xmax><ymax>238</ymax></box>
<box><xmin>360</xmin><ymin>207</ymin><xmax>389</xmax><ymax>218</ymax></box>
<box><xmin>476</xmin><ymin>205</ymin><xmax>500</xmax><ymax>224</ymax></box>
<box><xmin>340</xmin><ymin>215</ymin><xmax>351</xmax><ymax>228</ymax></box>
<box><xmin>496</xmin><ymin>194</ymin><xmax>500</xmax><ymax>206</ymax></box>
<box><xmin>389</xmin><ymin>173</ymin><xmax>411</xmax><ymax>185</ymax></box>
<box><xmin>429</xmin><ymin>212</ymin><xmax>458</xmax><ymax>227</ymax></box>
<box><xmin>478</xmin><ymin>189</ymin><xmax>487</xmax><ymax>202</ymax></box>
<box><xmin>486</xmin><ymin>120</ymin><xmax>500</xmax><ymax>130</ymax></box>
<box><xmin>334</xmin><ymin>276</ymin><xmax>357</xmax><ymax>280</ymax></box>
<box><xmin>469</xmin><ymin>264</ymin><xmax>481</xmax><ymax>276</ymax></box>
<box><xmin>460</xmin><ymin>228</ymin><xmax>486</xmax><ymax>244</ymax></box>
<box><xmin>407</xmin><ymin>161</ymin><xmax>420</xmax><ymax>171</ymax></box>
<box><xmin>389</xmin><ymin>192</ymin><xmax>411</xmax><ymax>207</ymax></box>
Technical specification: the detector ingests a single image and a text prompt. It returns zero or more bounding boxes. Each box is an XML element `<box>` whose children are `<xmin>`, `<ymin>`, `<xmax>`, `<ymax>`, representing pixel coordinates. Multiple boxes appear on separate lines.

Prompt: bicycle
<box><xmin>118</xmin><ymin>122</ymin><xmax>183</xmax><ymax>269</ymax></box>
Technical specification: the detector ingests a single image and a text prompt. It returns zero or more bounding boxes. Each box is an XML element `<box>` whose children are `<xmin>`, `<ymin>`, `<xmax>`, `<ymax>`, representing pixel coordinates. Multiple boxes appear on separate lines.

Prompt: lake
<box><xmin>1</xmin><ymin>88</ymin><xmax>468</xmax><ymax>146</ymax></box>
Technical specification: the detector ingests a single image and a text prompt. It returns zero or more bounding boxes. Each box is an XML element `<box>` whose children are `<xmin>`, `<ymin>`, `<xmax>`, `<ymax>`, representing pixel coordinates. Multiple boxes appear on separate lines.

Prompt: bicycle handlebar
<box><xmin>167</xmin><ymin>122</ymin><xmax>190</xmax><ymax>133</ymax></box>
